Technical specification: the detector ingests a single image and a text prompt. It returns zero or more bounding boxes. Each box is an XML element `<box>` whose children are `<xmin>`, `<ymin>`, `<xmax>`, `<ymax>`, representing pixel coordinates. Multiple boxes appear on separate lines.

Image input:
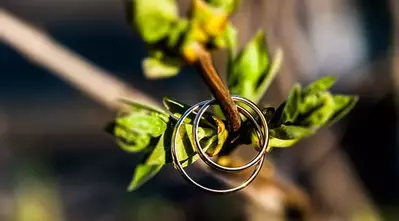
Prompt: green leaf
<box><xmin>253</xmin><ymin>48</ymin><xmax>283</xmax><ymax>103</ymax></box>
<box><xmin>252</xmin><ymin>124</ymin><xmax>313</xmax><ymax>150</ymax></box>
<box><xmin>162</xmin><ymin>97</ymin><xmax>215</xmax><ymax>128</ymax></box>
<box><xmin>142</xmin><ymin>56</ymin><xmax>181</xmax><ymax>79</ymax></box>
<box><xmin>118</xmin><ymin>98</ymin><xmax>169</xmax><ymax>122</ymax></box>
<box><xmin>281</xmin><ymin>83</ymin><xmax>301</xmax><ymax>123</ymax></box>
<box><xmin>298</xmin><ymin>91</ymin><xmax>335</xmax><ymax>129</ymax></box>
<box><xmin>224</xmin><ymin>22</ymin><xmax>238</xmax><ymax>67</ymax></box>
<box><xmin>128</xmin><ymin>163</ymin><xmax>163</xmax><ymax>191</ymax></box>
<box><xmin>109</xmin><ymin>99</ymin><xmax>170</xmax><ymax>152</ymax></box>
<box><xmin>114</xmin><ymin>125</ymin><xmax>152</xmax><ymax>152</ymax></box>
<box><xmin>131</xmin><ymin>0</ymin><xmax>179</xmax><ymax>43</ymax></box>
<box><xmin>115</xmin><ymin>114</ymin><xmax>168</xmax><ymax>137</ymax></box>
<box><xmin>167</xmin><ymin>19</ymin><xmax>190</xmax><ymax>49</ymax></box>
<box><xmin>270</xmin><ymin>125</ymin><xmax>314</xmax><ymax>141</ymax></box>
<box><xmin>145</xmin><ymin>124</ymin><xmax>217</xmax><ymax>166</ymax></box>
<box><xmin>228</xmin><ymin>30</ymin><xmax>269</xmax><ymax>101</ymax></box>
<box><xmin>181</xmin><ymin>125</ymin><xmax>222</xmax><ymax>166</ymax></box>
<box><xmin>302</xmin><ymin>75</ymin><xmax>337</xmax><ymax>96</ymax></box>
<box><xmin>327</xmin><ymin>95</ymin><xmax>358</xmax><ymax>126</ymax></box>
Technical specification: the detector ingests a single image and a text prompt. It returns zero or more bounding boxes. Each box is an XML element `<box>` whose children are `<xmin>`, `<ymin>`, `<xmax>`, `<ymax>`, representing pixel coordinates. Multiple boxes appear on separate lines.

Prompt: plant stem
<box><xmin>192</xmin><ymin>46</ymin><xmax>242</xmax><ymax>133</ymax></box>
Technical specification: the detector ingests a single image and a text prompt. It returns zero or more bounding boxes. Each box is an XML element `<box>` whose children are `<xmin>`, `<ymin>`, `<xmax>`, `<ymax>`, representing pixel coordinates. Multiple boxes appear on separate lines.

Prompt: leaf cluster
<box><xmin>106</xmin><ymin>76</ymin><xmax>357</xmax><ymax>190</ymax></box>
<box><xmin>106</xmin><ymin>0</ymin><xmax>359</xmax><ymax>191</ymax></box>
<box><xmin>106</xmin><ymin>98</ymin><xmax>228</xmax><ymax>191</ymax></box>
<box><xmin>127</xmin><ymin>0</ymin><xmax>241</xmax><ymax>78</ymax></box>
<box><xmin>245</xmin><ymin>76</ymin><xmax>358</xmax><ymax>151</ymax></box>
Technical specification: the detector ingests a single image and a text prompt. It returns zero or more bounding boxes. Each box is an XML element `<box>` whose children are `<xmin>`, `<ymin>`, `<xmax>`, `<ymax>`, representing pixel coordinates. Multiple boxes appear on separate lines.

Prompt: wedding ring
<box><xmin>170</xmin><ymin>95</ymin><xmax>269</xmax><ymax>194</ymax></box>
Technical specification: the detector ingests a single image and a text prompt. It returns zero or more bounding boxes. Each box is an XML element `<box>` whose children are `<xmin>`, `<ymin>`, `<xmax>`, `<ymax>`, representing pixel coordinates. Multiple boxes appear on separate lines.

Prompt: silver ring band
<box><xmin>170</xmin><ymin>95</ymin><xmax>269</xmax><ymax>194</ymax></box>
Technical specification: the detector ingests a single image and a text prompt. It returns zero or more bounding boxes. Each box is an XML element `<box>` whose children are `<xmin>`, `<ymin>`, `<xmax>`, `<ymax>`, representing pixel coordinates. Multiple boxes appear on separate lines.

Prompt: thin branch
<box><xmin>0</xmin><ymin>9</ymin><xmax>302</xmax><ymax>217</ymax></box>
<box><xmin>0</xmin><ymin>9</ymin><xmax>158</xmax><ymax>111</ymax></box>
<box><xmin>192</xmin><ymin>45</ymin><xmax>241</xmax><ymax>133</ymax></box>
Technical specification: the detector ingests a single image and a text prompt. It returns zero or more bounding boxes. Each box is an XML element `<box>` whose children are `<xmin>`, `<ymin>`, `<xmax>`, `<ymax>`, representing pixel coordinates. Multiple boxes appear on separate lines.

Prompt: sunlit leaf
<box><xmin>115</xmin><ymin>114</ymin><xmax>168</xmax><ymax>137</ymax></box>
<box><xmin>114</xmin><ymin>125</ymin><xmax>152</xmax><ymax>152</ymax></box>
<box><xmin>281</xmin><ymin>83</ymin><xmax>301</xmax><ymax>123</ymax></box>
<box><xmin>128</xmin><ymin>163</ymin><xmax>163</xmax><ymax>191</ymax></box>
<box><xmin>298</xmin><ymin>91</ymin><xmax>335</xmax><ymax>128</ymax></box>
<box><xmin>162</xmin><ymin>97</ymin><xmax>215</xmax><ymax>128</ymax></box>
<box><xmin>228</xmin><ymin>31</ymin><xmax>269</xmax><ymax>101</ymax></box>
<box><xmin>252</xmin><ymin>124</ymin><xmax>313</xmax><ymax>150</ymax></box>
<box><xmin>142</xmin><ymin>57</ymin><xmax>181</xmax><ymax>79</ymax></box>
<box><xmin>270</xmin><ymin>125</ymin><xmax>313</xmax><ymax>141</ymax></box>
<box><xmin>107</xmin><ymin>99</ymin><xmax>170</xmax><ymax>152</ymax></box>
<box><xmin>167</xmin><ymin>19</ymin><xmax>190</xmax><ymax>49</ymax></box>
<box><xmin>130</xmin><ymin>0</ymin><xmax>179</xmax><ymax>43</ymax></box>
<box><xmin>145</xmin><ymin>124</ymin><xmax>216</xmax><ymax>166</ymax></box>
<box><xmin>302</xmin><ymin>75</ymin><xmax>337</xmax><ymax>96</ymax></box>
<box><xmin>118</xmin><ymin>98</ymin><xmax>169</xmax><ymax>122</ymax></box>
<box><xmin>253</xmin><ymin>48</ymin><xmax>283</xmax><ymax>103</ymax></box>
<box><xmin>327</xmin><ymin>95</ymin><xmax>359</xmax><ymax>126</ymax></box>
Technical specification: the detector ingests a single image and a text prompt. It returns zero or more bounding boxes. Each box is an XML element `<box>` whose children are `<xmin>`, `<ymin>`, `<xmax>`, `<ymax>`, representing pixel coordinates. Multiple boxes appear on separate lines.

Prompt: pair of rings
<box><xmin>170</xmin><ymin>95</ymin><xmax>269</xmax><ymax>194</ymax></box>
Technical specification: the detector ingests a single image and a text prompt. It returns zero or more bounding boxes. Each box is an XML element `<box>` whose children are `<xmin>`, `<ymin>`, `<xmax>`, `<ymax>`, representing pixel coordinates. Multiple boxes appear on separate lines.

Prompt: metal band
<box><xmin>170</xmin><ymin>95</ymin><xmax>269</xmax><ymax>194</ymax></box>
<box><xmin>192</xmin><ymin>95</ymin><xmax>269</xmax><ymax>172</ymax></box>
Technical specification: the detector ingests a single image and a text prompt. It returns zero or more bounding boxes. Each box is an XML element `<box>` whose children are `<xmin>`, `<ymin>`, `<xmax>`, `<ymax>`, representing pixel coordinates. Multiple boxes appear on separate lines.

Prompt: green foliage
<box><xmin>128</xmin><ymin>163</ymin><xmax>163</xmax><ymax>191</ymax></box>
<box><xmin>106</xmin><ymin>98</ymin><xmax>228</xmax><ymax>191</ymax></box>
<box><xmin>226</xmin><ymin>30</ymin><xmax>283</xmax><ymax>104</ymax></box>
<box><xmin>107</xmin><ymin>0</ymin><xmax>359</xmax><ymax>192</ymax></box>
<box><xmin>253</xmin><ymin>75</ymin><xmax>359</xmax><ymax>151</ymax></box>
<box><xmin>131</xmin><ymin>0</ymin><xmax>179</xmax><ymax>43</ymax></box>
<box><xmin>127</xmin><ymin>0</ymin><xmax>241</xmax><ymax>78</ymax></box>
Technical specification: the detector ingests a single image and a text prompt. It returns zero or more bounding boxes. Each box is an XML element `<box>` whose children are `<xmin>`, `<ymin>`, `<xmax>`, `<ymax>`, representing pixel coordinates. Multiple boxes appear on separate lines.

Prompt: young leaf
<box><xmin>128</xmin><ymin>163</ymin><xmax>163</xmax><ymax>191</ymax></box>
<box><xmin>270</xmin><ymin>125</ymin><xmax>314</xmax><ymax>141</ymax></box>
<box><xmin>302</xmin><ymin>75</ymin><xmax>337</xmax><ymax>96</ymax></box>
<box><xmin>145</xmin><ymin>124</ymin><xmax>217</xmax><ymax>166</ymax></box>
<box><xmin>115</xmin><ymin>114</ymin><xmax>168</xmax><ymax>137</ymax></box>
<box><xmin>251</xmin><ymin>124</ymin><xmax>313</xmax><ymax>150</ymax></box>
<box><xmin>142</xmin><ymin>56</ymin><xmax>181</xmax><ymax>79</ymax></box>
<box><xmin>130</xmin><ymin>0</ymin><xmax>179</xmax><ymax>43</ymax></box>
<box><xmin>181</xmin><ymin>126</ymin><xmax>221</xmax><ymax>166</ymax></box>
<box><xmin>167</xmin><ymin>19</ymin><xmax>190</xmax><ymax>50</ymax></box>
<box><xmin>108</xmin><ymin>99</ymin><xmax>170</xmax><ymax>152</ymax></box>
<box><xmin>114</xmin><ymin>125</ymin><xmax>152</xmax><ymax>152</ymax></box>
<box><xmin>199</xmin><ymin>118</ymin><xmax>228</xmax><ymax>157</ymax></box>
<box><xmin>223</xmin><ymin>23</ymin><xmax>238</xmax><ymax>72</ymax></box>
<box><xmin>228</xmin><ymin>31</ymin><xmax>269</xmax><ymax>101</ymax></box>
<box><xmin>118</xmin><ymin>98</ymin><xmax>169</xmax><ymax>122</ymax></box>
<box><xmin>162</xmin><ymin>97</ymin><xmax>215</xmax><ymax>128</ymax></box>
<box><xmin>253</xmin><ymin>48</ymin><xmax>283</xmax><ymax>103</ymax></box>
<box><xmin>326</xmin><ymin>95</ymin><xmax>359</xmax><ymax>126</ymax></box>
<box><xmin>281</xmin><ymin>83</ymin><xmax>301</xmax><ymax>123</ymax></box>
<box><xmin>298</xmin><ymin>92</ymin><xmax>335</xmax><ymax>129</ymax></box>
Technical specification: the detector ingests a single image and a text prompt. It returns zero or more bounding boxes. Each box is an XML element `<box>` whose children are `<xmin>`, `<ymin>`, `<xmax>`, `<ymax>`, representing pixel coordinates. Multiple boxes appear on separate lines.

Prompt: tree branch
<box><xmin>0</xmin><ymin>9</ymin><xmax>305</xmax><ymax>218</ymax></box>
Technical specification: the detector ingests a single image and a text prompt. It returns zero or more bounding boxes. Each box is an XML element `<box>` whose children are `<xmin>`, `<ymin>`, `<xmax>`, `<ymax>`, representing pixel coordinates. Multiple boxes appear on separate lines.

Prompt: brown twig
<box><xmin>189</xmin><ymin>45</ymin><xmax>242</xmax><ymax>133</ymax></box>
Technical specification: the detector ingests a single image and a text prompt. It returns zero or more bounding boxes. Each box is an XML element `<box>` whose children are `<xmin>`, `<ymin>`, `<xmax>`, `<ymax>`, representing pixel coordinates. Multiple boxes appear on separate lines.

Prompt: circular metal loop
<box><xmin>170</xmin><ymin>95</ymin><xmax>269</xmax><ymax>194</ymax></box>
<box><xmin>192</xmin><ymin>95</ymin><xmax>269</xmax><ymax>173</ymax></box>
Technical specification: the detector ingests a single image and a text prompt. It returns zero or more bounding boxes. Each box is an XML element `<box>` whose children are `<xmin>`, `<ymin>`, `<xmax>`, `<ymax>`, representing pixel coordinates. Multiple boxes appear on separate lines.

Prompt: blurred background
<box><xmin>0</xmin><ymin>0</ymin><xmax>398</xmax><ymax>220</ymax></box>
